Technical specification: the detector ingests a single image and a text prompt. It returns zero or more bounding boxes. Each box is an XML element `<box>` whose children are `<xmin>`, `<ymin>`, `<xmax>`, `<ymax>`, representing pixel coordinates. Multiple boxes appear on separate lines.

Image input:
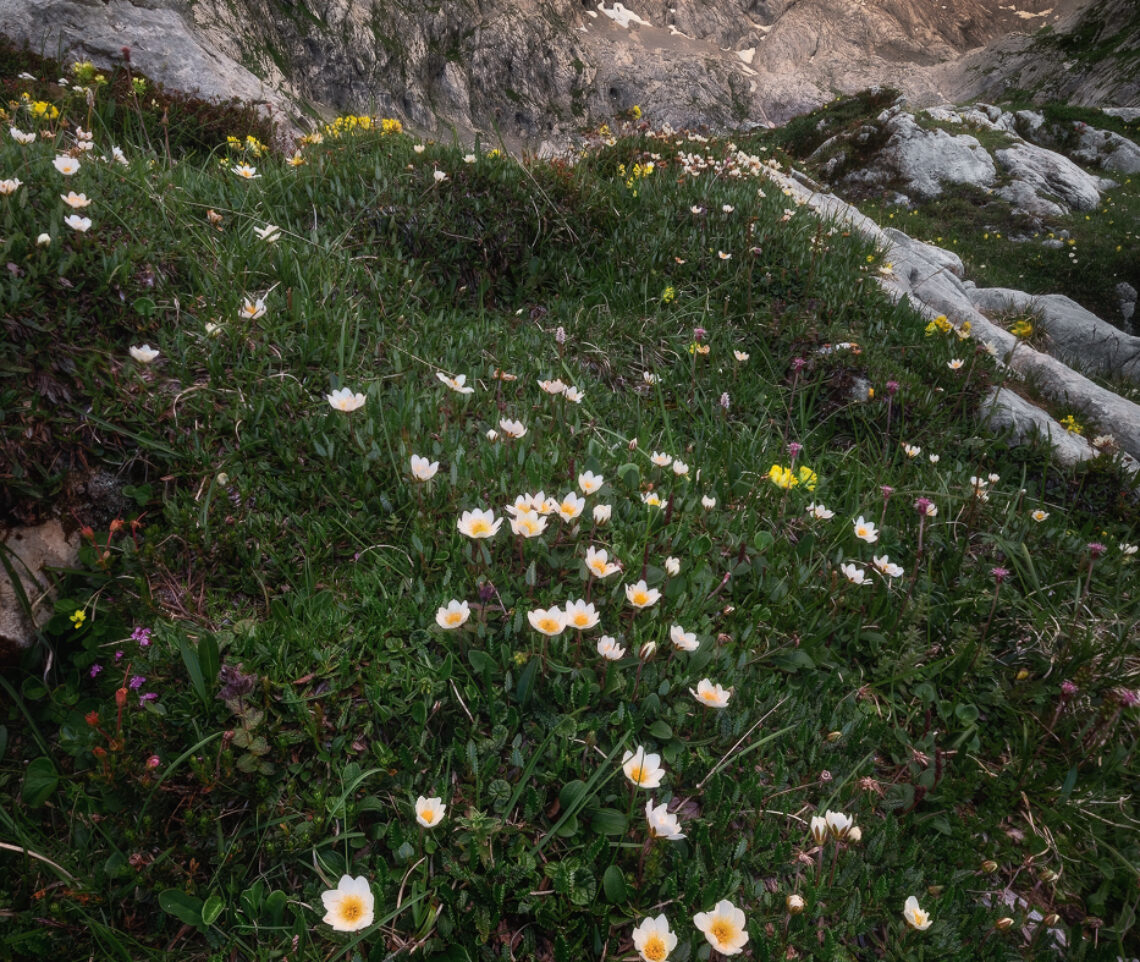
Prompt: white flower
<box><xmin>510</xmin><ymin>510</ymin><xmax>548</xmax><ymax>538</ymax></box>
<box><xmin>240</xmin><ymin>297</ymin><xmax>266</xmax><ymax>320</ymax></box>
<box><xmin>563</xmin><ymin>386</ymin><xmax>585</xmax><ymax>403</ymax></box>
<box><xmin>988</xmin><ymin>473</ymin><xmax>1001</xmax><ymax>484</ymax></box>
<box><xmin>326</xmin><ymin>387</ymin><xmax>366</xmax><ymax>412</ymax></box>
<box><xmin>947</xmin><ymin>358</ymin><xmax>964</xmax><ymax>370</ymax></box>
<box><xmin>129</xmin><ymin>344</ymin><xmax>159</xmax><ymax>364</ymax></box>
<box><xmin>1120</xmin><ymin>543</ymin><xmax>1137</xmax><ymax>556</ymax></box>
<box><xmin>36</xmin><ymin>232</ymin><xmax>51</xmax><ymax>246</ymax></box>
<box><xmin>643</xmin><ymin>371</ymin><xmax>658</xmax><ymax>385</ymax></box>
<box><xmin>63</xmin><ymin>214</ymin><xmax>92</xmax><ymax>232</ymax></box>
<box><xmin>410</xmin><ymin>455</ymin><xmax>439</xmax><ymax>481</ymax></box>
<box><xmin>527</xmin><ymin>606</ymin><xmax>566</xmax><ymax>636</ymax></box>
<box><xmin>321</xmin><ymin>875</ymin><xmax>374</xmax><ymax>931</ymax></box>
<box><xmin>717</xmin><ymin>250</ymin><xmax>732</xmax><ymax>260</ymax></box>
<box><xmin>106</xmin><ymin>145</ymin><xmax>128</xmax><ymax>166</ymax></box>
<box><xmin>437</xmin><ymin>372</ymin><xmax>474</xmax><ymax>394</ymax></box>
<box><xmin>433</xmin><ymin>169</ymin><xmax>448</xmax><ymax>183</ymax></box>
<box><xmin>597</xmin><ymin>635</ymin><xmax>625</xmax><ymax>660</ymax></box>
<box><xmin>670</xmin><ymin>624</ymin><xmax>698</xmax><ymax>652</ymax></box>
<box><xmin>853</xmin><ymin>516</ymin><xmax>879</xmax><ymax>543</ymax></box>
<box><xmin>463</xmin><ymin>153</ymin><xmax>476</xmax><ymax>164</ymax></box>
<box><xmin>691</xmin><ymin>678</ymin><xmax>731</xmax><ymax>708</ymax></box>
<box><xmin>807</xmin><ymin>502</ymin><xmax>835</xmax><ymax>520</ymax></box>
<box><xmin>254</xmin><ymin>223</ymin><xmax>282</xmax><ymax>242</ymax></box>
<box><xmin>664</xmin><ymin>556</ymin><xmax>680</xmax><ymax>576</ymax></box>
<box><xmin>722</xmin><ymin>204</ymin><xmax>734</xmax><ymax>213</ymax></box>
<box><xmin>701</xmin><ymin>495</ymin><xmax>717</xmax><ymax>509</ymax></box>
<box><xmin>60</xmin><ymin>191</ymin><xmax>91</xmax><ymax>208</ymax></box>
<box><xmin>413</xmin><ymin>144</ymin><xmax>426</xmax><ymax>153</ymax></box>
<box><xmin>840</xmin><ymin>562</ymin><xmax>868</xmax><ymax>585</ymax></box>
<box><xmin>872</xmin><ymin>555</ymin><xmax>904</xmax><ymax>578</ymax></box>
<box><xmin>53</xmin><ymin>155</ymin><xmax>81</xmax><ymax>176</ymax></box>
<box><xmin>786</xmin><ymin>894</ymin><xmax>805</xmax><ymax>914</ymax></box>
<box><xmin>690</xmin><ymin>205</ymin><xmax>703</xmax><ymax>215</ymax></box>
<box><xmin>556</xmin><ymin>491</ymin><xmax>586</xmax><ymax>522</ymax></box>
<box><xmin>641</xmin><ymin>491</ymin><xmax>663</xmax><ymax>508</ymax></box>
<box><xmin>625</xmin><ymin>579</ymin><xmax>661</xmax><ymax>609</ymax></box>
<box><xmin>631</xmin><ymin>913</ymin><xmax>678</xmax><ymax>962</ymax></box>
<box><xmin>622</xmin><ymin>746</ymin><xmax>665</xmax><ymax>788</ymax></box>
<box><xmin>578</xmin><ymin>470</ymin><xmax>603</xmax><ymax>494</ymax></box>
<box><xmin>645</xmin><ymin>800</ymin><xmax>685</xmax><ymax>840</ymax></box>
<box><xmin>903</xmin><ymin>895</ymin><xmax>932</xmax><ymax>931</ymax></box>
<box><xmin>593</xmin><ymin>504</ymin><xmax>612</xmax><ymax>524</ymax></box>
<box><xmin>650</xmin><ymin>451</ymin><xmax>672</xmax><ymax>468</ymax></box>
<box><xmin>499</xmin><ymin>418</ymin><xmax>527</xmax><ymax>438</ymax></box>
<box><xmin>928</xmin><ymin>453</ymin><xmax>940</xmax><ymax>464</ymax></box>
<box><xmin>693</xmin><ymin>899</ymin><xmax>749</xmax><ymax>955</ymax></box>
<box><xmin>733</xmin><ymin>350</ymin><xmax>749</xmax><ymax>362</ymax></box>
<box><xmin>457</xmin><ymin>508</ymin><xmax>502</xmax><ymax>539</ymax></box>
<box><xmin>671</xmin><ymin>460</ymin><xmax>689</xmax><ymax>477</ymax></box>
<box><xmin>585</xmin><ymin>546</ymin><xmax>620</xmax><ymax>578</ymax></box>
<box><xmin>486</xmin><ymin>429</ymin><xmax>499</xmax><ymax>441</ymax></box>
<box><xmin>824</xmin><ymin>810</ymin><xmax>853</xmax><ymax>839</ymax></box>
<box><xmin>232</xmin><ymin>163</ymin><xmax>259</xmax><ymax>179</ymax></box>
<box><xmin>563</xmin><ymin>599</ymin><xmax>600</xmax><ymax>631</ymax></box>
<box><xmin>435</xmin><ymin>599</ymin><xmax>470</xmax><ymax>629</ymax></box>
<box><xmin>538</xmin><ymin>378</ymin><xmax>566</xmax><ymax>395</ymax></box>
<box><xmin>903</xmin><ymin>443</ymin><xmax>921</xmax><ymax>458</ymax></box>
<box><xmin>10</xmin><ymin>128</ymin><xmax>35</xmax><ymax>145</ymax></box>
<box><xmin>810</xmin><ymin>815</ymin><xmax>827</xmax><ymax>844</ymax></box>
<box><xmin>0</xmin><ymin>178</ymin><xmax>22</xmax><ymax>195</ymax></box>
<box><xmin>415</xmin><ymin>795</ymin><xmax>446</xmax><ymax>828</ymax></box>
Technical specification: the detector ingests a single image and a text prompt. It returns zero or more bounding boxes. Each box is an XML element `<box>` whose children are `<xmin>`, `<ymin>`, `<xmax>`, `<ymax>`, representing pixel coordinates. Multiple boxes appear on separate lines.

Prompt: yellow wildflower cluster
<box><xmin>924</xmin><ymin>315</ymin><xmax>952</xmax><ymax>336</ymax></box>
<box><xmin>661</xmin><ymin>286</ymin><xmax>676</xmax><ymax>304</ymax></box>
<box><xmin>299</xmin><ymin>131</ymin><xmax>325</xmax><ymax>147</ymax></box>
<box><xmin>226</xmin><ymin>134</ymin><xmax>267</xmax><ymax>157</ymax></box>
<box><xmin>380</xmin><ymin>117</ymin><xmax>403</xmax><ymax>134</ymax></box>
<box><xmin>617</xmin><ymin>161</ymin><xmax>654</xmax><ymax>195</ymax></box>
<box><xmin>70</xmin><ymin>61</ymin><xmax>106</xmax><ymax>86</ymax></box>
<box><xmin>1009</xmin><ymin>319</ymin><xmax>1034</xmax><ymax>339</ymax></box>
<box><xmin>768</xmin><ymin>465</ymin><xmax>818</xmax><ymax>490</ymax></box>
<box><xmin>1059</xmin><ymin>415</ymin><xmax>1083</xmax><ymax>435</ymax></box>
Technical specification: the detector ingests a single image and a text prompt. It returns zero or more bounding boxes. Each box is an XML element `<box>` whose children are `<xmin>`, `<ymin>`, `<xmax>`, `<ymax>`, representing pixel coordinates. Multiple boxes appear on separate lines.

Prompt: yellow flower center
<box><xmin>469</xmin><ymin>520</ymin><xmax>489</xmax><ymax>535</ymax></box>
<box><xmin>337</xmin><ymin>895</ymin><xmax>365</xmax><ymax>923</ymax></box>
<box><xmin>445</xmin><ymin>612</ymin><xmax>462</xmax><ymax>625</ymax></box>
<box><xmin>702</xmin><ymin>690</ymin><xmax>719</xmax><ymax>702</ymax></box>
<box><xmin>572</xmin><ymin>614</ymin><xmax>589</xmax><ymax>627</ymax></box>
<box><xmin>913</xmin><ymin>910</ymin><xmax>927</xmax><ymax>927</ymax></box>
<box><xmin>632</xmin><ymin>591</ymin><xmax>649</xmax><ymax>606</ymax></box>
<box><xmin>710</xmin><ymin>919</ymin><xmax>737</xmax><ymax>946</ymax></box>
<box><xmin>537</xmin><ymin>618</ymin><xmax>560</xmax><ymax>634</ymax></box>
<box><xmin>857</xmin><ymin>526</ymin><xmax>868</xmax><ymax>537</ymax></box>
<box><xmin>642</xmin><ymin>934</ymin><xmax>667</xmax><ymax>961</ymax></box>
<box><xmin>629</xmin><ymin>764</ymin><xmax>647</xmax><ymax>784</ymax></box>
<box><xmin>421</xmin><ymin>808</ymin><xmax>436</xmax><ymax>824</ymax></box>
<box><xmin>590</xmin><ymin>560</ymin><xmax>606</xmax><ymax>575</ymax></box>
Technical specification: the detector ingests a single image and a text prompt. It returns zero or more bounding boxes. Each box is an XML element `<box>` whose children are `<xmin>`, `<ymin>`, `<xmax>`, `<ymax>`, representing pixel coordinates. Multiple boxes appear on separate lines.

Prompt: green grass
<box><xmin>1</xmin><ymin>58</ymin><xmax>1139</xmax><ymax>962</ymax></box>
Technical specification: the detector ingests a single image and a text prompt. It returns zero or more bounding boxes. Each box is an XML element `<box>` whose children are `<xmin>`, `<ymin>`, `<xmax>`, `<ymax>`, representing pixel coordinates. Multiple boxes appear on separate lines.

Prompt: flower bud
<box><xmin>786</xmin><ymin>894</ymin><xmax>805</xmax><ymax>914</ymax></box>
<box><xmin>826</xmin><ymin>730</ymin><xmax>842</xmax><ymax>742</ymax></box>
<box><xmin>981</xmin><ymin>860</ymin><xmax>998</xmax><ymax>873</ymax></box>
<box><xmin>1043</xmin><ymin>914</ymin><xmax>1059</xmax><ymax>927</ymax></box>
<box><xmin>846</xmin><ymin>825</ymin><xmax>861</xmax><ymax>843</ymax></box>
<box><xmin>115</xmin><ymin>687</ymin><xmax>128</xmax><ymax>708</ymax></box>
<box><xmin>927</xmin><ymin>885</ymin><xmax>943</xmax><ymax>896</ymax></box>
<box><xmin>995</xmin><ymin>917</ymin><xmax>1014</xmax><ymax>931</ymax></box>
<box><xmin>638</xmin><ymin>641</ymin><xmax>657</xmax><ymax>661</ymax></box>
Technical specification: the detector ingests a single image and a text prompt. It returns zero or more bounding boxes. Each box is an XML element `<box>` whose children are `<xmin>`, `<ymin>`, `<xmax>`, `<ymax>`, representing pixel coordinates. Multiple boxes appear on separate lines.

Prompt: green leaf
<box><xmin>514</xmin><ymin>657</ymin><xmax>540</xmax><ymax>705</ymax></box>
<box><xmin>559</xmin><ymin>780</ymin><xmax>588</xmax><ymax>810</ymax></box>
<box><xmin>602</xmin><ymin>864</ymin><xmax>628</xmax><ymax>903</ymax></box>
<box><xmin>954</xmin><ymin>703</ymin><xmax>979</xmax><ymax>725</ymax></box>
<box><xmin>617</xmin><ymin>462</ymin><xmax>640</xmax><ymax>489</ymax></box>
<box><xmin>201</xmin><ymin>893</ymin><xmax>225</xmax><ymax>926</ymax></box>
<box><xmin>159</xmin><ymin>889</ymin><xmax>205</xmax><ymax>929</ymax></box>
<box><xmin>752</xmin><ymin>530</ymin><xmax>775</xmax><ymax>553</ymax></box>
<box><xmin>468</xmin><ymin>649</ymin><xmax>496</xmax><ymax>674</ymax></box>
<box><xmin>22</xmin><ymin>756</ymin><xmax>58</xmax><ymax>807</ymax></box>
<box><xmin>648</xmin><ymin>720</ymin><xmax>673</xmax><ymax>740</ymax></box>
<box><xmin>590</xmin><ymin>809</ymin><xmax>630</xmax><ymax>836</ymax></box>
<box><xmin>769</xmin><ymin>649</ymin><xmax>814</xmax><ymax>672</ymax></box>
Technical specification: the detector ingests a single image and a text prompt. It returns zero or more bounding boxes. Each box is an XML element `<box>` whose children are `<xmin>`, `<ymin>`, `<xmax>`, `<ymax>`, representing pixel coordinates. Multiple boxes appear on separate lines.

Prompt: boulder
<box><xmin>982</xmin><ymin>388</ymin><xmax>1101</xmax><ymax>467</ymax></box>
<box><xmin>993</xmin><ymin>142</ymin><xmax>1103</xmax><ymax>211</ymax></box>
<box><xmin>1069</xmin><ymin>124</ymin><xmax>1140</xmax><ymax>175</ymax></box>
<box><xmin>969</xmin><ymin>287</ymin><xmax>1140</xmax><ymax>383</ymax></box>
<box><xmin>994</xmin><ymin>180</ymin><xmax>1066</xmax><ymax>220</ymax></box>
<box><xmin>878</xmin><ymin>112</ymin><xmax>996</xmax><ymax>199</ymax></box>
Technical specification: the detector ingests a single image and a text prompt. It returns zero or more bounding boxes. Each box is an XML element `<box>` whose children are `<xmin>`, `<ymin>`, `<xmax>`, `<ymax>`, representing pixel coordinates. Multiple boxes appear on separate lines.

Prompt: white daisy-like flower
<box><xmin>622</xmin><ymin>746</ymin><xmax>665</xmax><ymax>788</ymax></box>
<box><xmin>129</xmin><ymin>344</ymin><xmax>159</xmax><ymax>364</ymax></box>
<box><xmin>510</xmin><ymin>510</ymin><xmax>548</xmax><ymax>538</ymax></box>
<box><xmin>53</xmin><ymin>155</ymin><xmax>81</xmax><ymax>176</ymax></box>
<box><xmin>240</xmin><ymin>297</ymin><xmax>267</xmax><ymax>320</ymax></box>
<box><xmin>320</xmin><ymin>875</ymin><xmax>374</xmax><ymax>932</ymax></box>
<box><xmin>63</xmin><ymin>214</ymin><xmax>92</xmax><ymax>232</ymax></box>
<box><xmin>435</xmin><ymin>599</ymin><xmax>470</xmax><ymax>629</ymax></box>
<box><xmin>578</xmin><ymin>470</ymin><xmax>604</xmax><ymax>494</ymax></box>
<box><xmin>872</xmin><ymin>555</ymin><xmax>904</xmax><ymax>578</ymax></box>
<box><xmin>563</xmin><ymin>598</ymin><xmax>600</xmax><ymax>631</ymax></box>
<box><xmin>650</xmin><ymin>452</ymin><xmax>672</xmax><ymax>468</ymax></box>
<box><xmin>326</xmin><ymin>387</ymin><xmax>366</xmax><ymax>412</ymax></box>
<box><xmin>254</xmin><ymin>223</ymin><xmax>282</xmax><ymax>242</ymax></box>
<box><xmin>669</xmin><ymin>624</ymin><xmax>698</xmax><ymax>652</ymax></box>
<box><xmin>415</xmin><ymin>795</ymin><xmax>446</xmax><ymax>828</ymax></box>
<box><xmin>499</xmin><ymin>418</ymin><xmax>527</xmax><ymax>439</ymax></box>
<box><xmin>437</xmin><ymin>372</ymin><xmax>475</xmax><ymax>394</ymax></box>
<box><xmin>644</xmin><ymin>801</ymin><xmax>685</xmax><ymax>841</ymax></box>
<box><xmin>596</xmin><ymin>635</ymin><xmax>625</xmax><ymax>660</ymax></box>
<box><xmin>691</xmin><ymin>678</ymin><xmax>731</xmax><ymax>708</ymax></box>
<box><xmin>410</xmin><ymin>455</ymin><xmax>439</xmax><ymax>481</ymax></box>
<box><xmin>840</xmin><ymin>562</ymin><xmax>868</xmax><ymax>585</ymax></box>
<box><xmin>625</xmin><ymin>579</ymin><xmax>661</xmax><ymax>609</ymax></box>
<box><xmin>852</xmin><ymin>516</ymin><xmax>879</xmax><ymax>543</ymax></box>
<box><xmin>584</xmin><ymin>546</ymin><xmax>620</xmax><ymax>578</ymax></box>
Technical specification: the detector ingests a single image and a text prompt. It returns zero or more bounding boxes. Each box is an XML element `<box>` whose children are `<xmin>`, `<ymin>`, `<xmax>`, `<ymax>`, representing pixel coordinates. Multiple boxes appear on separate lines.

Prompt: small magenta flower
<box><xmin>787</xmin><ymin>441</ymin><xmax>803</xmax><ymax>460</ymax></box>
<box><xmin>880</xmin><ymin>485</ymin><xmax>894</xmax><ymax>501</ymax></box>
<box><xmin>89</xmin><ymin>663</ymin><xmax>103</xmax><ymax>678</ymax></box>
<box><xmin>138</xmin><ymin>692</ymin><xmax>158</xmax><ymax>705</ymax></box>
<box><xmin>991</xmin><ymin>567</ymin><xmax>1010</xmax><ymax>584</ymax></box>
<box><xmin>693</xmin><ymin>327</ymin><xmax>707</xmax><ymax>342</ymax></box>
<box><xmin>1087</xmin><ymin>542</ymin><xmax>1107</xmax><ymax>559</ymax></box>
<box><xmin>145</xmin><ymin>754</ymin><xmax>161</xmax><ymax>769</ymax></box>
<box><xmin>1060</xmin><ymin>680</ymin><xmax>1078</xmax><ymax>699</ymax></box>
<box><xmin>914</xmin><ymin>497</ymin><xmax>934</xmax><ymax>515</ymax></box>
<box><xmin>128</xmin><ymin>675</ymin><xmax>146</xmax><ymax>690</ymax></box>
<box><xmin>886</xmin><ymin>380</ymin><xmax>900</xmax><ymax>395</ymax></box>
<box><xmin>131</xmin><ymin>626</ymin><xmax>152</xmax><ymax>646</ymax></box>
<box><xmin>791</xmin><ymin>357</ymin><xmax>806</xmax><ymax>372</ymax></box>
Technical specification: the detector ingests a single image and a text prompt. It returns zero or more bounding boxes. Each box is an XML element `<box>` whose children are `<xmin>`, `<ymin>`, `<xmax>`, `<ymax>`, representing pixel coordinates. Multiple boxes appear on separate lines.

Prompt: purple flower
<box><xmin>130</xmin><ymin>626</ymin><xmax>153</xmax><ymax>647</ymax></box>
<box><xmin>128</xmin><ymin>675</ymin><xmax>146</xmax><ymax>690</ymax></box>
<box><xmin>914</xmin><ymin>497</ymin><xmax>934</xmax><ymax>515</ymax></box>
<box><xmin>787</xmin><ymin>442</ymin><xmax>803</xmax><ymax>460</ymax></box>
<box><xmin>693</xmin><ymin>327</ymin><xmax>707</xmax><ymax>342</ymax></box>
<box><xmin>89</xmin><ymin>663</ymin><xmax>103</xmax><ymax>678</ymax></box>
<box><xmin>114</xmin><ymin>650</ymin><xmax>124</xmax><ymax>662</ymax></box>
<box><xmin>791</xmin><ymin>357</ymin><xmax>806</xmax><ymax>372</ymax></box>
<box><xmin>1087</xmin><ymin>542</ymin><xmax>1107</xmax><ymax>559</ymax></box>
<box><xmin>992</xmin><ymin>567</ymin><xmax>1010</xmax><ymax>584</ymax></box>
<box><xmin>138</xmin><ymin>692</ymin><xmax>159</xmax><ymax>705</ymax></box>
<box><xmin>886</xmin><ymin>380</ymin><xmax>900</xmax><ymax>395</ymax></box>
<box><xmin>719</xmin><ymin>392</ymin><xmax>731</xmax><ymax>411</ymax></box>
<box><xmin>880</xmin><ymin>485</ymin><xmax>894</xmax><ymax>500</ymax></box>
<box><xmin>1060</xmin><ymin>680</ymin><xmax>1079</xmax><ymax>699</ymax></box>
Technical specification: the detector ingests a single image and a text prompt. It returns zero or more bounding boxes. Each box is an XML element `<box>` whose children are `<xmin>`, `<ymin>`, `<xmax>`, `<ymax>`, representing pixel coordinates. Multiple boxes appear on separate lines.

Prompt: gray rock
<box><xmin>879</xmin><ymin>112</ymin><xmax>996</xmax><ymax>199</ymax></box>
<box><xmin>1069</xmin><ymin>124</ymin><xmax>1140</xmax><ymax>175</ymax></box>
<box><xmin>1118</xmin><ymin>282</ymin><xmax>1138</xmax><ymax>330</ymax></box>
<box><xmin>983</xmin><ymin>388</ymin><xmax>1100</xmax><ymax>467</ymax></box>
<box><xmin>969</xmin><ymin>287</ymin><xmax>1140</xmax><ymax>383</ymax></box>
<box><xmin>1</xmin><ymin>520</ymin><xmax>80</xmax><ymax>657</ymax></box>
<box><xmin>993</xmin><ymin>142</ymin><xmax>1102</xmax><ymax>211</ymax></box>
<box><xmin>1103</xmin><ymin>108</ymin><xmax>1140</xmax><ymax>123</ymax></box>
<box><xmin>994</xmin><ymin>180</ymin><xmax>1066</xmax><ymax>220</ymax></box>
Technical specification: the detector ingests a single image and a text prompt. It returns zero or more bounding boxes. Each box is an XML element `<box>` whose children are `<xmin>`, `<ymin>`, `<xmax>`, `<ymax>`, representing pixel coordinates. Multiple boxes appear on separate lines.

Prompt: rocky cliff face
<box><xmin>0</xmin><ymin>0</ymin><xmax>1133</xmax><ymax>144</ymax></box>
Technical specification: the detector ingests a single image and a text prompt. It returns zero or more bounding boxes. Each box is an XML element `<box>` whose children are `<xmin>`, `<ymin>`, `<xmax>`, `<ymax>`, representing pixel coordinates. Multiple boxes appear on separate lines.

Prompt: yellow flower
<box><xmin>1059</xmin><ymin>415</ymin><xmax>1083</xmax><ymax>435</ymax></box>
<box><xmin>768</xmin><ymin>465</ymin><xmax>797</xmax><ymax>489</ymax></box>
<box><xmin>797</xmin><ymin>466</ymin><xmax>818</xmax><ymax>490</ymax></box>
<box><xmin>69</xmin><ymin>609</ymin><xmax>86</xmax><ymax>629</ymax></box>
